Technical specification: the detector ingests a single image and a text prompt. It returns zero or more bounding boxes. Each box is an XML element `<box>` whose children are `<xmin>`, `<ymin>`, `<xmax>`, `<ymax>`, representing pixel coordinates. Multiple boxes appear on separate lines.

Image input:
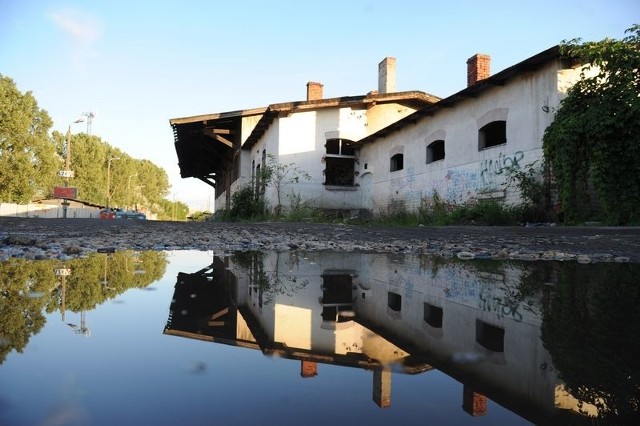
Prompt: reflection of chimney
<box><xmin>378</xmin><ymin>57</ymin><xmax>396</xmax><ymax>94</ymax></box>
<box><xmin>372</xmin><ymin>369</ymin><xmax>392</xmax><ymax>408</ymax></box>
<box><xmin>466</xmin><ymin>53</ymin><xmax>491</xmax><ymax>87</ymax></box>
<box><xmin>300</xmin><ymin>360</ymin><xmax>318</xmax><ymax>378</ymax></box>
<box><xmin>306</xmin><ymin>82</ymin><xmax>323</xmax><ymax>101</ymax></box>
<box><xmin>462</xmin><ymin>385</ymin><xmax>487</xmax><ymax>416</ymax></box>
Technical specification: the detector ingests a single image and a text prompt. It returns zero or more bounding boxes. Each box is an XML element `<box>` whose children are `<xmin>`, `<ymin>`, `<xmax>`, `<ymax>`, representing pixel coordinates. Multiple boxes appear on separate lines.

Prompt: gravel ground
<box><xmin>1</xmin><ymin>217</ymin><xmax>640</xmax><ymax>263</ymax></box>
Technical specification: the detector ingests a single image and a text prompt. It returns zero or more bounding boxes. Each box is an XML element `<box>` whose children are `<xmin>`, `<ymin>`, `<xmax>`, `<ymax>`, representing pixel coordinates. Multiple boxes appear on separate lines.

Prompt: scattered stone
<box><xmin>576</xmin><ymin>255</ymin><xmax>592</xmax><ymax>264</ymax></box>
<box><xmin>0</xmin><ymin>219</ymin><xmax>638</xmax><ymax>263</ymax></box>
<box><xmin>456</xmin><ymin>251</ymin><xmax>475</xmax><ymax>260</ymax></box>
<box><xmin>3</xmin><ymin>235</ymin><xmax>37</xmax><ymax>246</ymax></box>
<box><xmin>64</xmin><ymin>246</ymin><xmax>83</xmax><ymax>255</ymax></box>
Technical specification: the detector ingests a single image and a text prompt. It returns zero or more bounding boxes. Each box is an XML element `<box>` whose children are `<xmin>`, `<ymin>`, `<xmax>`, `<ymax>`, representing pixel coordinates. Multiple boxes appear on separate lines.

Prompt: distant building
<box><xmin>170</xmin><ymin>47</ymin><xmax>584</xmax><ymax>216</ymax></box>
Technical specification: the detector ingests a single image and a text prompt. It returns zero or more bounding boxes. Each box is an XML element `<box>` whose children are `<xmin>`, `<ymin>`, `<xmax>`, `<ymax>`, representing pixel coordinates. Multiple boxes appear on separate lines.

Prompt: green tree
<box><xmin>0</xmin><ymin>75</ymin><xmax>57</xmax><ymax>202</ymax></box>
<box><xmin>50</xmin><ymin>132</ymin><xmax>171</xmax><ymax>213</ymax></box>
<box><xmin>157</xmin><ymin>198</ymin><xmax>189</xmax><ymax>221</ymax></box>
<box><xmin>543</xmin><ymin>25</ymin><xmax>640</xmax><ymax>224</ymax></box>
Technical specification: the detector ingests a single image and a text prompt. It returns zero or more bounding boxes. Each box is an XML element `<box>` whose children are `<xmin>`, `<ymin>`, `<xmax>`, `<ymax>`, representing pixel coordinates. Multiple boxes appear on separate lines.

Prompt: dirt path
<box><xmin>1</xmin><ymin>217</ymin><xmax>640</xmax><ymax>262</ymax></box>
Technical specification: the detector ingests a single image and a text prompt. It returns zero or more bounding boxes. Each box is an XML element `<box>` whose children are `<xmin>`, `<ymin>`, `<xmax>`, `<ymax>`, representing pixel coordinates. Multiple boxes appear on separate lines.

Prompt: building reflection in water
<box><xmin>163</xmin><ymin>251</ymin><xmax>638</xmax><ymax>423</ymax></box>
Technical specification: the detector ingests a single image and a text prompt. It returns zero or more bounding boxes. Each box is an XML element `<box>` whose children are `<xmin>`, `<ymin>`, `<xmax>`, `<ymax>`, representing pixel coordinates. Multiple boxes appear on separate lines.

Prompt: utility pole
<box><xmin>82</xmin><ymin>112</ymin><xmax>95</xmax><ymax>135</ymax></box>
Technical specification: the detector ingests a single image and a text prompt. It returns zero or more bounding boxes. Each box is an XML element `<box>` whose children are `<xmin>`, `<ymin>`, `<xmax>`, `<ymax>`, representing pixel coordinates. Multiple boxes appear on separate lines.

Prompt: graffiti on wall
<box><xmin>380</xmin><ymin>150</ymin><xmax>528</xmax><ymax>209</ymax></box>
<box><xmin>434</xmin><ymin>151</ymin><xmax>526</xmax><ymax>202</ymax></box>
<box><xmin>479</xmin><ymin>151</ymin><xmax>524</xmax><ymax>189</ymax></box>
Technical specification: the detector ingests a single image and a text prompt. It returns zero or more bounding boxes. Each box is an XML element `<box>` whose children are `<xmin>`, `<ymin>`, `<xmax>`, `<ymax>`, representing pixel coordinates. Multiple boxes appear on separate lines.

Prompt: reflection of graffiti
<box><xmin>479</xmin><ymin>289</ymin><xmax>523</xmax><ymax>322</ymax></box>
<box><xmin>480</xmin><ymin>151</ymin><xmax>524</xmax><ymax>188</ymax></box>
<box><xmin>438</xmin><ymin>267</ymin><xmax>482</xmax><ymax>302</ymax></box>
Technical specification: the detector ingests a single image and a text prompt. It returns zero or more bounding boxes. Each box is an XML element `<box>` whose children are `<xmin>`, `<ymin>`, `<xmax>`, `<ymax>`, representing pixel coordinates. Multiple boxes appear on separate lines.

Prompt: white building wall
<box><xmin>254</xmin><ymin>102</ymin><xmax>425</xmax><ymax>213</ymax></box>
<box><xmin>359</xmin><ymin>61</ymin><xmax>583</xmax><ymax>216</ymax></box>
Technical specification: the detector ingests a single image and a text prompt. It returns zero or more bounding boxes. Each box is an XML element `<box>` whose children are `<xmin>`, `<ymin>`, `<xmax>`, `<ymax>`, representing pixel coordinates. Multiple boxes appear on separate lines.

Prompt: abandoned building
<box><xmin>170</xmin><ymin>46</ymin><xmax>583</xmax><ymax>216</ymax></box>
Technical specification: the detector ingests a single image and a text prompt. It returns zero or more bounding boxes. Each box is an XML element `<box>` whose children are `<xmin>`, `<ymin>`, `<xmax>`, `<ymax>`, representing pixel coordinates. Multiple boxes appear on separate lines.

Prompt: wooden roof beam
<box><xmin>203</xmin><ymin>128</ymin><xmax>234</xmax><ymax>148</ymax></box>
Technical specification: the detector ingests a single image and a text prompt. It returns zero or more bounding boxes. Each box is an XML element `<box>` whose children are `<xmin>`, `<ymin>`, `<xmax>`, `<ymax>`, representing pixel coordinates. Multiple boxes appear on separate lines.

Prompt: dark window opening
<box><xmin>326</xmin><ymin>139</ymin><xmax>340</xmax><ymax>155</ymax></box>
<box><xmin>325</xmin><ymin>138</ymin><xmax>355</xmax><ymax>156</ymax></box>
<box><xmin>423</xmin><ymin>303</ymin><xmax>443</xmax><ymax>328</ymax></box>
<box><xmin>427</xmin><ymin>140</ymin><xmax>445</xmax><ymax>163</ymax></box>
<box><xmin>476</xmin><ymin>320</ymin><xmax>505</xmax><ymax>352</ymax></box>
<box><xmin>321</xmin><ymin>274</ymin><xmax>353</xmax><ymax>324</ymax></box>
<box><xmin>260</xmin><ymin>150</ymin><xmax>267</xmax><ymax>193</ymax></box>
<box><xmin>478</xmin><ymin>121</ymin><xmax>506</xmax><ymax>150</ymax></box>
<box><xmin>325</xmin><ymin>139</ymin><xmax>356</xmax><ymax>186</ymax></box>
<box><xmin>321</xmin><ymin>275</ymin><xmax>353</xmax><ymax>304</ymax></box>
<box><xmin>388</xmin><ymin>292</ymin><xmax>402</xmax><ymax>312</ymax></box>
<box><xmin>390</xmin><ymin>153</ymin><xmax>404</xmax><ymax>172</ymax></box>
<box><xmin>325</xmin><ymin>157</ymin><xmax>355</xmax><ymax>186</ymax></box>
<box><xmin>255</xmin><ymin>164</ymin><xmax>261</xmax><ymax>194</ymax></box>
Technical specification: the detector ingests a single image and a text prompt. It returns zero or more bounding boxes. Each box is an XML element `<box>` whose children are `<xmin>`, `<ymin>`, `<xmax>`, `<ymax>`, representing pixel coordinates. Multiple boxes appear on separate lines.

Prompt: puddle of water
<box><xmin>0</xmin><ymin>250</ymin><xmax>637</xmax><ymax>425</ymax></box>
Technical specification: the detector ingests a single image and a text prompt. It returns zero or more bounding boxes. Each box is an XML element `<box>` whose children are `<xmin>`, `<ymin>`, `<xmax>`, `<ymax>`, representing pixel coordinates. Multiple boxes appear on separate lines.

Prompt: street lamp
<box><xmin>127</xmin><ymin>173</ymin><xmax>137</xmax><ymax>210</ymax></box>
<box><xmin>62</xmin><ymin>117</ymin><xmax>85</xmax><ymax>219</ymax></box>
<box><xmin>106</xmin><ymin>157</ymin><xmax>120</xmax><ymax>209</ymax></box>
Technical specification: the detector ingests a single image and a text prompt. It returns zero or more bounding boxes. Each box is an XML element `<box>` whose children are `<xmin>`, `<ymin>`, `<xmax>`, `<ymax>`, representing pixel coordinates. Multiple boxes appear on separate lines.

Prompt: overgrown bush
<box><xmin>418</xmin><ymin>192</ymin><xmax>453</xmax><ymax>225</ymax></box>
<box><xmin>279</xmin><ymin>190</ymin><xmax>319</xmax><ymax>222</ymax></box>
<box><xmin>505</xmin><ymin>161</ymin><xmax>552</xmax><ymax>223</ymax></box>
<box><xmin>543</xmin><ymin>26</ymin><xmax>640</xmax><ymax>224</ymax></box>
<box><xmin>225</xmin><ymin>184</ymin><xmax>267</xmax><ymax>221</ymax></box>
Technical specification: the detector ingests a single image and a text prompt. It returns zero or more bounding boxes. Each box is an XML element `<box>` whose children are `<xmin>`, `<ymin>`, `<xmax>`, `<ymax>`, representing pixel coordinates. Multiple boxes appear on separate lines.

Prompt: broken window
<box><xmin>427</xmin><ymin>140</ymin><xmax>445</xmax><ymax>163</ymax></box>
<box><xmin>390</xmin><ymin>153</ymin><xmax>404</xmax><ymax>172</ymax></box>
<box><xmin>476</xmin><ymin>320</ymin><xmax>505</xmax><ymax>352</ymax></box>
<box><xmin>324</xmin><ymin>139</ymin><xmax>355</xmax><ymax>186</ymax></box>
<box><xmin>478</xmin><ymin>120</ymin><xmax>506</xmax><ymax>150</ymax></box>
<box><xmin>320</xmin><ymin>273</ymin><xmax>354</xmax><ymax>323</ymax></box>
<box><xmin>388</xmin><ymin>292</ymin><xmax>402</xmax><ymax>312</ymax></box>
<box><xmin>423</xmin><ymin>303</ymin><xmax>443</xmax><ymax>328</ymax></box>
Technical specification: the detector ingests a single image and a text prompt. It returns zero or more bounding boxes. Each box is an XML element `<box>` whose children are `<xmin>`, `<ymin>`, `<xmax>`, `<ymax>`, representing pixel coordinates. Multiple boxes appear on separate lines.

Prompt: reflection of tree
<box><xmin>231</xmin><ymin>251</ymin><xmax>308</xmax><ymax>305</ymax></box>
<box><xmin>0</xmin><ymin>251</ymin><xmax>168</xmax><ymax>364</ymax></box>
<box><xmin>48</xmin><ymin>251</ymin><xmax>168</xmax><ymax>312</ymax></box>
<box><xmin>541</xmin><ymin>262</ymin><xmax>640</xmax><ymax>422</ymax></box>
<box><xmin>0</xmin><ymin>258</ymin><xmax>57</xmax><ymax>364</ymax></box>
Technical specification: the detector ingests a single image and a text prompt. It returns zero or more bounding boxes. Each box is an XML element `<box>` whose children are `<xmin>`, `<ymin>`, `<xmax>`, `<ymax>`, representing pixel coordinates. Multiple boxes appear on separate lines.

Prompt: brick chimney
<box><xmin>300</xmin><ymin>360</ymin><xmax>318</xmax><ymax>378</ymax></box>
<box><xmin>378</xmin><ymin>57</ymin><xmax>396</xmax><ymax>94</ymax></box>
<box><xmin>466</xmin><ymin>54</ymin><xmax>491</xmax><ymax>87</ymax></box>
<box><xmin>306</xmin><ymin>81</ymin><xmax>323</xmax><ymax>101</ymax></box>
<box><xmin>462</xmin><ymin>385</ymin><xmax>488</xmax><ymax>416</ymax></box>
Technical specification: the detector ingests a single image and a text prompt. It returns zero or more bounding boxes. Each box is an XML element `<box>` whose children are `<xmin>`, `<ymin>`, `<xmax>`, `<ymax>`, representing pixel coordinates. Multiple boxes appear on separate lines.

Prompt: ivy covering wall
<box><xmin>543</xmin><ymin>25</ymin><xmax>640</xmax><ymax>224</ymax></box>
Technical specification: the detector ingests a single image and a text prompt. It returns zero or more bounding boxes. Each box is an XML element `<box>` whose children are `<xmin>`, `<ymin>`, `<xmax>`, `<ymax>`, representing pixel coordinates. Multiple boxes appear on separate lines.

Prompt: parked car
<box><xmin>99</xmin><ymin>209</ymin><xmax>116</xmax><ymax>220</ymax></box>
<box><xmin>114</xmin><ymin>209</ymin><xmax>146</xmax><ymax>220</ymax></box>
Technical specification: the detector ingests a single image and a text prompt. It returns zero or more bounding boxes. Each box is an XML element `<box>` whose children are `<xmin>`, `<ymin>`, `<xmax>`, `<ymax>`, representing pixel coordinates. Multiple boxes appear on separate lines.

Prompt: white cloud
<box><xmin>49</xmin><ymin>9</ymin><xmax>104</xmax><ymax>72</ymax></box>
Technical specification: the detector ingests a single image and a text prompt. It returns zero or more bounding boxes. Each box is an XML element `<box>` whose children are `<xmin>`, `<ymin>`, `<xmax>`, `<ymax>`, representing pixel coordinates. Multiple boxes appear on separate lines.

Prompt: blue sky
<box><xmin>1</xmin><ymin>0</ymin><xmax>637</xmax><ymax>211</ymax></box>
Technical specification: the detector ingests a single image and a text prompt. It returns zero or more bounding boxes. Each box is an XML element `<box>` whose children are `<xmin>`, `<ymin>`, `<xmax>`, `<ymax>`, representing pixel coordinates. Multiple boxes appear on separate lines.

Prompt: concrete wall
<box><xmin>0</xmin><ymin>202</ymin><xmax>102</xmax><ymax>219</ymax></box>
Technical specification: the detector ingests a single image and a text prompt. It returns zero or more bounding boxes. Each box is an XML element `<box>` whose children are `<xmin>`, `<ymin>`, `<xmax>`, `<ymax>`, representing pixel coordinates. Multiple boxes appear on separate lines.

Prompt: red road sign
<box><xmin>53</xmin><ymin>186</ymin><xmax>78</xmax><ymax>199</ymax></box>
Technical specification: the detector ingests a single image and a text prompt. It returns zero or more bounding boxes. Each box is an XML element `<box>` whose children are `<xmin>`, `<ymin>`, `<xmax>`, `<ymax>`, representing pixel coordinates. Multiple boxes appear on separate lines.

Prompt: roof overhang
<box><xmin>170</xmin><ymin>107</ymin><xmax>266</xmax><ymax>186</ymax></box>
